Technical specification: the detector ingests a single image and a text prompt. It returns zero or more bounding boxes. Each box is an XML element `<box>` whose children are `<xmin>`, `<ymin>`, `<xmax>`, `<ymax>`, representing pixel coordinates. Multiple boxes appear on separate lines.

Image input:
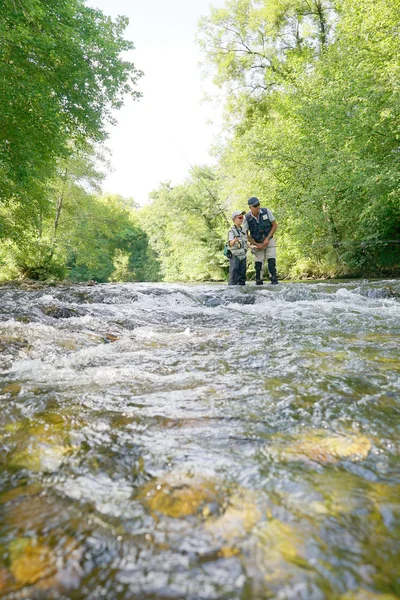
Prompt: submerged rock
<box><xmin>229</xmin><ymin>294</ymin><xmax>256</xmax><ymax>305</ymax></box>
<box><xmin>340</xmin><ymin>590</ymin><xmax>399</xmax><ymax>600</ymax></box>
<box><xmin>265</xmin><ymin>430</ymin><xmax>372</xmax><ymax>464</ymax></box>
<box><xmin>3</xmin><ymin>420</ymin><xmax>75</xmax><ymax>473</ymax></box>
<box><xmin>364</xmin><ymin>286</ymin><xmax>400</xmax><ymax>299</ymax></box>
<box><xmin>0</xmin><ymin>335</ymin><xmax>30</xmax><ymax>354</ymax></box>
<box><xmin>1</xmin><ymin>383</ymin><xmax>22</xmax><ymax>397</ymax></box>
<box><xmin>6</xmin><ymin>534</ymin><xmax>83</xmax><ymax>593</ymax></box>
<box><xmin>139</xmin><ymin>476</ymin><xmax>221</xmax><ymax>519</ymax></box>
<box><xmin>206</xmin><ymin>488</ymin><xmax>261</xmax><ymax>543</ymax></box>
<box><xmin>200</xmin><ymin>295</ymin><xmax>224</xmax><ymax>307</ymax></box>
<box><xmin>9</xmin><ymin>537</ymin><xmax>56</xmax><ymax>586</ymax></box>
<box><xmin>0</xmin><ymin>334</ymin><xmax>31</xmax><ymax>369</ymax></box>
<box><xmin>41</xmin><ymin>305</ymin><xmax>78</xmax><ymax>319</ymax></box>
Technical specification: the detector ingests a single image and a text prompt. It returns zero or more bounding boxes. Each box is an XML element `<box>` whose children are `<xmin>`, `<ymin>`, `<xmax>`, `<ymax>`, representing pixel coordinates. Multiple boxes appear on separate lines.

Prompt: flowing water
<box><xmin>0</xmin><ymin>280</ymin><xmax>399</xmax><ymax>600</ymax></box>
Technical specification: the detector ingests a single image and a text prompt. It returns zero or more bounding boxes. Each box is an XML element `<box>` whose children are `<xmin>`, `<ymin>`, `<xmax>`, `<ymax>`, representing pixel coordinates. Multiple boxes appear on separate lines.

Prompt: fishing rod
<box><xmin>185</xmin><ymin>170</ymin><xmax>400</xmax><ymax>253</ymax></box>
<box><xmin>175</xmin><ymin>148</ymin><xmax>400</xmax><ymax>253</ymax></box>
<box><xmin>273</xmin><ymin>239</ymin><xmax>400</xmax><ymax>250</ymax></box>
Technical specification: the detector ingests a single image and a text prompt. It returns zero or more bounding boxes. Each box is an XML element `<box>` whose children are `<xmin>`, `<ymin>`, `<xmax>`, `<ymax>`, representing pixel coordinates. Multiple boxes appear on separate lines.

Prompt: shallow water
<box><xmin>0</xmin><ymin>280</ymin><xmax>399</xmax><ymax>599</ymax></box>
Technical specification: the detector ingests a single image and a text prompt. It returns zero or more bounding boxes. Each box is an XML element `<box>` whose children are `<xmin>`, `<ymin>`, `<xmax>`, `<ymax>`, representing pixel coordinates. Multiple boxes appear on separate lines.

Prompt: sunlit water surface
<box><xmin>0</xmin><ymin>280</ymin><xmax>399</xmax><ymax>600</ymax></box>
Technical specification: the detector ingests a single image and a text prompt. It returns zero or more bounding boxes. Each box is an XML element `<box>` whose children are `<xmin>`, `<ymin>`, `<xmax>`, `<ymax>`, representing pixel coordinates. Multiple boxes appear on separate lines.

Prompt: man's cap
<box><xmin>248</xmin><ymin>197</ymin><xmax>260</xmax><ymax>206</ymax></box>
<box><xmin>231</xmin><ymin>210</ymin><xmax>246</xmax><ymax>220</ymax></box>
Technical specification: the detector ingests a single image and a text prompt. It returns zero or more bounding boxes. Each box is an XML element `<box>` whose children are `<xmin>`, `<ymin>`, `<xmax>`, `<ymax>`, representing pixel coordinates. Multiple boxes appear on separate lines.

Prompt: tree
<box><xmin>65</xmin><ymin>193</ymin><xmax>159</xmax><ymax>283</ymax></box>
<box><xmin>0</xmin><ymin>148</ymin><xmax>159</xmax><ymax>282</ymax></box>
<box><xmin>0</xmin><ymin>0</ymin><xmax>142</xmax><ymax>209</ymax></box>
<box><xmin>198</xmin><ymin>0</ymin><xmax>400</xmax><ymax>278</ymax></box>
<box><xmin>139</xmin><ymin>168</ymin><xmax>229</xmax><ymax>281</ymax></box>
<box><xmin>198</xmin><ymin>0</ymin><xmax>335</xmax><ymax>112</ymax></box>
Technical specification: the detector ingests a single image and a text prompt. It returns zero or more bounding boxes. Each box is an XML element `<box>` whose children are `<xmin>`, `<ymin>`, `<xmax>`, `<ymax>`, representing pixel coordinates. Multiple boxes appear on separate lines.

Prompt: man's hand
<box><xmin>262</xmin><ymin>238</ymin><xmax>270</xmax><ymax>248</ymax></box>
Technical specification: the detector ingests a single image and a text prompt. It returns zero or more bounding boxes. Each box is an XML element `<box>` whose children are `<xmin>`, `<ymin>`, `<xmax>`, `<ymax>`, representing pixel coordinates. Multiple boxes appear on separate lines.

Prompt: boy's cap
<box><xmin>231</xmin><ymin>210</ymin><xmax>246</xmax><ymax>219</ymax></box>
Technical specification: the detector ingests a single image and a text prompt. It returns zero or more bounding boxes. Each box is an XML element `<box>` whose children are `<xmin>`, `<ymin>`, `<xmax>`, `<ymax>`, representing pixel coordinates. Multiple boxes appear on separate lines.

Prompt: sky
<box><xmin>87</xmin><ymin>0</ymin><xmax>225</xmax><ymax>205</ymax></box>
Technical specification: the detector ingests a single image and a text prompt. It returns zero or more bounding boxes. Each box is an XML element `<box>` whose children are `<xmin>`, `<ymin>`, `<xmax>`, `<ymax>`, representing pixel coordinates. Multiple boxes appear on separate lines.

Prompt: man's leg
<box><xmin>237</xmin><ymin>258</ymin><xmax>247</xmax><ymax>285</ymax></box>
<box><xmin>252</xmin><ymin>247</ymin><xmax>266</xmax><ymax>285</ymax></box>
<box><xmin>267</xmin><ymin>257</ymin><xmax>278</xmax><ymax>284</ymax></box>
<box><xmin>255</xmin><ymin>261</ymin><xmax>263</xmax><ymax>285</ymax></box>
<box><xmin>265</xmin><ymin>244</ymin><xmax>278</xmax><ymax>284</ymax></box>
<box><xmin>228</xmin><ymin>256</ymin><xmax>239</xmax><ymax>285</ymax></box>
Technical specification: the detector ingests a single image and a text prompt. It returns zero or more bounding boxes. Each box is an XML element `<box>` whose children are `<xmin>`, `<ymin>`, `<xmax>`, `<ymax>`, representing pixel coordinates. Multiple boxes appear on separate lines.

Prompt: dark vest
<box><xmin>245</xmin><ymin>208</ymin><xmax>272</xmax><ymax>243</ymax></box>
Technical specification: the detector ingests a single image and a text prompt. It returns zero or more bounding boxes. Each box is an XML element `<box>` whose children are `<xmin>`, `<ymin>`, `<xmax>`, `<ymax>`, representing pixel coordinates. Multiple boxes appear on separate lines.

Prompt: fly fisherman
<box><xmin>227</xmin><ymin>210</ymin><xmax>248</xmax><ymax>285</ymax></box>
<box><xmin>242</xmin><ymin>197</ymin><xmax>278</xmax><ymax>285</ymax></box>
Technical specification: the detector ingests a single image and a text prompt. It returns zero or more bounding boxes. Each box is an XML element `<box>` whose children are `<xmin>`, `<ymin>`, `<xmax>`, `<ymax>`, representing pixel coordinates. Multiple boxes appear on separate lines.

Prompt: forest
<box><xmin>1</xmin><ymin>0</ymin><xmax>399</xmax><ymax>283</ymax></box>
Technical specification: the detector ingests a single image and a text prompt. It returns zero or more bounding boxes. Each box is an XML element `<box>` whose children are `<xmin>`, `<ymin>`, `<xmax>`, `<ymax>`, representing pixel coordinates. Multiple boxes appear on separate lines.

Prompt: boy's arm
<box><xmin>228</xmin><ymin>229</ymin><xmax>239</xmax><ymax>247</ymax></box>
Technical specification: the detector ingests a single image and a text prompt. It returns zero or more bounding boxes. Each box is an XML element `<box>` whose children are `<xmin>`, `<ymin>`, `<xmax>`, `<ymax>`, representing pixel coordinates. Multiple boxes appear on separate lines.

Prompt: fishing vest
<box><xmin>245</xmin><ymin>208</ymin><xmax>272</xmax><ymax>243</ymax></box>
<box><xmin>229</xmin><ymin>226</ymin><xmax>248</xmax><ymax>259</ymax></box>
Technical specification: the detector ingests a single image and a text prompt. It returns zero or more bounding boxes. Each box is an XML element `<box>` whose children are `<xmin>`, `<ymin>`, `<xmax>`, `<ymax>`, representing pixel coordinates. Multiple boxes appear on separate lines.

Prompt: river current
<box><xmin>0</xmin><ymin>280</ymin><xmax>399</xmax><ymax>600</ymax></box>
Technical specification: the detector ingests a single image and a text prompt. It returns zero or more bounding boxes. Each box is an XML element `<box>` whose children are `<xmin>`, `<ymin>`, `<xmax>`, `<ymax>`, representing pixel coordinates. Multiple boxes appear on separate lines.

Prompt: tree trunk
<box><xmin>49</xmin><ymin>169</ymin><xmax>68</xmax><ymax>260</ymax></box>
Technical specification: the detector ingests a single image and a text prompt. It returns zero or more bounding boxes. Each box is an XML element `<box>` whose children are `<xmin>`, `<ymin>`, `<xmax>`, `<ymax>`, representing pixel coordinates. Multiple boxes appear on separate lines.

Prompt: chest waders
<box><xmin>255</xmin><ymin>255</ymin><xmax>278</xmax><ymax>286</ymax></box>
<box><xmin>246</xmin><ymin>210</ymin><xmax>278</xmax><ymax>285</ymax></box>
<box><xmin>267</xmin><ymin>258</ymin><xmax>278</xmax><ymax>285</ymax></box>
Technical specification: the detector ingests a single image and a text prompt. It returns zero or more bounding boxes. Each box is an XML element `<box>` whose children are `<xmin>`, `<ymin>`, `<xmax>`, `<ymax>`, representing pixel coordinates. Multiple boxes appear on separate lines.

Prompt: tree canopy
<box><xmin>0</xmin><ymin>0</ymin><xmax>142</xmax><ymax>208</ymax></box>
<box><xmin>137</xmin><ymin>167</ymin><xmax>228</xmax><ymax>282</ymax></box>
<box><xmin>195</xmin><ymin>0</ymin><xmax>400</xmax><ymax>278</ymax></box>
<box><xmin>0</xmin><ymin>0</ymin><xmax>162</xmax><ymax>284</ymax></box>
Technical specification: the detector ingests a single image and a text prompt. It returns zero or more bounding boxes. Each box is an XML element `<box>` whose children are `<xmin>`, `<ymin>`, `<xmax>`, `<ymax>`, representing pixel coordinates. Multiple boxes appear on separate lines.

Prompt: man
<box><xmin>242</xmin><ymin>197</ymin><xmax>278</xmax><ymax>285</ymax></box>
<box><xmin>227</xmin><ymin>210</ymin><xmax>248</xmax><ymax>285</ymax></box>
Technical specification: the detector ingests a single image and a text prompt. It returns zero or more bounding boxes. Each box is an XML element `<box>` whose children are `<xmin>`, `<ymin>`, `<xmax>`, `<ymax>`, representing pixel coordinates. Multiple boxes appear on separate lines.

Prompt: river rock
<box><xmin>139</xmin><ymin>476</ymin><xmax>221</xmax><ymax>519</ymax></box>
<box><xmin>41</xmin><ymin>305</ymin><xmax>77</xmax><ymax>319</ymax></box>
<box><xmin>9</xmin><ymin>537</ymin><xmax>56</xmax><ymax>586</ymax></box>
<box><xmin>205</xmin><ymin>488</ymin><xmax>261</xmax><ymax>543</ymax></box>
<box><xmin>1</xmin><ymin>383</ymin><xmax>22</xmax><ymax>397</ymax></box>
<box><xmin>340</xmin><ymin>591</ymin><xmax>398</xmax><ymax>600</ymax></box>
<box><xmin>265</xmin><ymin>430</ymin><xmax>372</xmax><ymax>464</ymax></box>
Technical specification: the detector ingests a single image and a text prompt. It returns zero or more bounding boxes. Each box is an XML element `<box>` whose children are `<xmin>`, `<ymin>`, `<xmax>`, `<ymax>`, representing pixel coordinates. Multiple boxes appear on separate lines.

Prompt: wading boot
<box><xmin>255</xmin><ymin>261</ymin><xmax>263</xmax><ymax>285</ymax></box>
<box><xmin>268</xmin><ymin>258</ymin><xmax>279</xmax><ymax>285</ymax></box>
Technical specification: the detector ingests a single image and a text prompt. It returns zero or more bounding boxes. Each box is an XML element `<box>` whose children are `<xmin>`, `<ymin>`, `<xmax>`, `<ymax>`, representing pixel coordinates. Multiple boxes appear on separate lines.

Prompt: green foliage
<box><xmin>198</xmin><ymin>0</ymin><xmax>333</xmax><ymax>113</ymax></box>
<box><xmin>2</xmin><ymin>0</ymin><xmax>399</xmax><ymax>283</ymax></box>
<box><xmin>0</xmin><ymin>1</ymin><xmax>156</xmax><ymax>284</ymax></box>
<box><xmin>0</xmin><ymin>0</ymin><xmax>142</xmax><ymax>208</ymax></box>
<box><xmin>59</xmin><ymin>191</ymin><xmax>161</xmax><ymax>283</ymax></box>
<box><xmin>198</xmin><ymin>0</ymin><xmax>400</xmax><ymax>278</ymax></box>
<box><xmin>138</xmin><ymin>168</ymin><xmax>229</xmax><ymax>282</ymax></box>
<box><xmin>0</xmin><ymin>148</ymin><xmax>160</xmax><ymax>282</ymax></box>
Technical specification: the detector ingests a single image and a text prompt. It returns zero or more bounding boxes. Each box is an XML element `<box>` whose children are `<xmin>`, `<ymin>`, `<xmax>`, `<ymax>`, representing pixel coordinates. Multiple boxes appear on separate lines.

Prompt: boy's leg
<box><xmin>228</xmin><ymin>256</ymin><xmax>239</xmax><ymax>285</ymax></box>
<box><xmin>237</xmin><ymin>258</ymin><xmax>247</xmax><ymax>285</ymax></box>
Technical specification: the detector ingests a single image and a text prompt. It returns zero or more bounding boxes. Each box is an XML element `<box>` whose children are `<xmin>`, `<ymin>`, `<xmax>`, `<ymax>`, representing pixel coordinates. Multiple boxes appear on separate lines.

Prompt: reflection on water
<box><xmin>0</xmin><ymin>280</ymin><xmax>399</xmax><ymax>599</ymax></box>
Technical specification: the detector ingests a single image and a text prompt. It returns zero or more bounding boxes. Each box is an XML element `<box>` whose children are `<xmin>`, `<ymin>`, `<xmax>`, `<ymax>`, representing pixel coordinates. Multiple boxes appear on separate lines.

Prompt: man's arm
<box><xmin>242</xmin><ymin>218</ymin><xmax>259</xmax><ymax>247</ymax></box>
<box><xmin>246</xmin><ymin>232</ymin><xmax>259</xmax><ymax>247</ymax></box>
<box><xmin>261</xmin><ymin>220</ymin><xmax>277</xmax><ymax>248</ymax></box>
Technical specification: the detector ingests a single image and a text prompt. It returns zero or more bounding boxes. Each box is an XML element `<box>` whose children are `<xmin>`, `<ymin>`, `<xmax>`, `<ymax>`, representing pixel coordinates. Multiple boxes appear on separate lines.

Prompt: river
<box><xmin>0</xmin><ymin>280</ymin><xmax>399</xmax><ymax>599</ymax></box>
